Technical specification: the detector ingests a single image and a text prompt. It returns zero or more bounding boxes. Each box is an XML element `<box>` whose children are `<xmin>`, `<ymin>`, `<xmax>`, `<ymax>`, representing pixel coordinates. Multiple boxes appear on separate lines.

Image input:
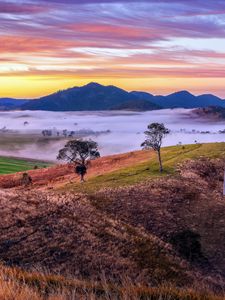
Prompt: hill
<box><xmin>0</xmin><ymin>143</ymin><xmax>225</xmax><ymax>298</ymax></box>
<box><xmin>0</xmin><ymin>264</ymin><xmax>223</xmax><ymax>300</ymax></box>
<box><xmin>21</xmin><ymin>84</ymin><xmax>225</xmax><ymax>111</ymax></box>
<box><xmin>21</xmin><ymin>82</ymin><xmax>160</xmax><ymax>111</ymax></box>
<box><xmin>0</xmin><ymin>98</ymin><xmax>30</xmax><ymax>110</ymax></box>
<box><xmin>111</xmin><ymin>98</ymin><xmax>160</xmax><ymax>111</ymax></box>
<box><xmin>193</xmin><ymin>106</ymin><xmax>225</xmax><ymax>120</ymax></box>
<box><xmin>2</xmin><ymin>83</ymin><xmax>225</xmax><ymax>111</ymax></box>
<box><xmin>132</xmin><ymin>90</ymin><xmax>225</xmax><ymax>109</ymax></box>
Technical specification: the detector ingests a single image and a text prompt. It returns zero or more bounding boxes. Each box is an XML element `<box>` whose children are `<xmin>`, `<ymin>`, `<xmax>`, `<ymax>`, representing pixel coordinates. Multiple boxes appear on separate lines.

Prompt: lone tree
<box><xmin>141</xmin><ymin>123</ymin><xmax>170</xmax><ymax>173</ymax></box>
<box><xmin>57</xmin><ymin>139</ymin><xmax>100</xmax><ymax>182</ymax></box>
<box><xmin>21</xmin><ymin>173</ymin><xmax>32</xmax><ymax>187</ymax></box>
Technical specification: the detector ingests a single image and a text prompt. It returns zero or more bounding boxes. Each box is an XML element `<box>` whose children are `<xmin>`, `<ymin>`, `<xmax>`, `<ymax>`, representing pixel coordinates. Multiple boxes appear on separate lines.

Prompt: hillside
<box><xmin>1</xmin><ymin>142</ymin><xmax>223</xmax><ymax>189</ymax></box>
<box><xmin>21</xmin><ymin>82</ymin><xmax>160</xmax><ymax>111</ymax></box>
<box><xmin>193</xmin><ymin>106</ymin><xmax>225</xmax><ymax>120</ymax></box>
<box><xmin>112</xmin><ymin>98</ymin><xmax>160</xmax><ymax>111</ymax></box>
<box><xmin>0</xmin><ymin>98</ymin><xmax>29</xmax><ymax>110</ymax></box>
<box><xmin>2</xmin><ymin>83</ymin><xmax>225</xmax><ymax>111</ymax></box>
<box><xmin>0</xmin><ymin>264</ymin><xmax>223</xmax><ymax>300</ymax></box>
<box><xmin>0</xmin><ymin>143</ymin><xmax>224</xmax><ymax>298</ymax></box>
<box><xmin>21</xmin><ymin>84</ymin><xmax>225</xmax><ymax>111</ymax></box>
<box><xmin>0</xmin><ymin>156</ymin><xmax>51</xmax><ymax>174</ymax></box>
<box><xmin>131</xmin><ymin>90</ymin><xmax>225</xmax><ymax>108</ymax></box>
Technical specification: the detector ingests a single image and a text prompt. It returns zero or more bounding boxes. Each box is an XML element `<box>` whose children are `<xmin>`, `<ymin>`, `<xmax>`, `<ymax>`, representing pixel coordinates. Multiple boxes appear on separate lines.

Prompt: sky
<box><xmin>1</xmin><ymin>0</ymin><xmax>225</xmax><ymax>98</ymax></box>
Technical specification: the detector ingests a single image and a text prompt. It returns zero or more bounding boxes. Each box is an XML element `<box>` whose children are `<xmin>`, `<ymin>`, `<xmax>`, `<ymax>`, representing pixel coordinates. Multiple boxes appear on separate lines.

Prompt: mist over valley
<box><xmin>0</xmin><ymin>109</ymin><xmax>224</xmax><ymax>161</ymax></box>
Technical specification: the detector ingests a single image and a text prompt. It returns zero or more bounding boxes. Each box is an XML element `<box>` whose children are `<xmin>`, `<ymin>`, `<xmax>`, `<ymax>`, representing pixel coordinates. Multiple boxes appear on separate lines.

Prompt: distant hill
<box><xmin>112</xmin><ymin>98</ymin><xmax>161</xmax><ymax>111</ymax></box>
<box><xmin>1</xmin><ymin>83</ymin><xmax>225</xmax><ymax>111</ymax></box>
<box><xmin>193</xmin><ymin>106</ymin><xmax>225</xmax><ymax>120</ymax></box>
<box><xmin>0</xmin><ymin>98</ymin><xmax>30</xmax><ymax>110</ymax></box>
<box><xmin>131</xmin><ymin>90</ymin><xmax>225</xmax><ymax>109</ymax></box>
<box><xmin>21</xmin><ymin>82</ymin><xmax>160</xmax><ymax>111</ymax></box>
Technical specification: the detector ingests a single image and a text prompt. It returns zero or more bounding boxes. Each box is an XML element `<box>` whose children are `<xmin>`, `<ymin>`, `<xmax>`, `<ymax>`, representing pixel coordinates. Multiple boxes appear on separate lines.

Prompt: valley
<box><xmin>2</xmin><ymin>0</ymin><xmax>225</xmax><ymax>298</ymax></box>
<box><xmin>0</xmin><ymin>109</ymin><xmax>224</xmax><ymax>162</ymax></box>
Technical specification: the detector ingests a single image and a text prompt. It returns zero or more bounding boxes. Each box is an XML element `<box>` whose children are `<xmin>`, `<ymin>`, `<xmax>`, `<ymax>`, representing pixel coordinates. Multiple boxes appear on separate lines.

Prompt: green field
<box><xmin>0</xmin><ymin>157</ymin><xmax>51</xmax><ymax>174</ymax></box>
<box><xmin>63</xmin><ymin>142</ymin><xmax>225</xmax><ymax>193</ymax></box>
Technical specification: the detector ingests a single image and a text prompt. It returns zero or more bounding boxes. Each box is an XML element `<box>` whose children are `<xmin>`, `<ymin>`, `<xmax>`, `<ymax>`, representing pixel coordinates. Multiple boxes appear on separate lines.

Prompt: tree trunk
<box><xmin>80</xmin><ymin>173</ymin><xmax>85</xmax><ymax>182</ymax></box>
<box><xmin>80</xmin><ymin>159</ymin><xmax>86</xmax><ymax>182</ymax></box>
<box><xmin>157</xmin><ymin>149</ymin><xmax>163</xmax><ymax>173</ymax></box>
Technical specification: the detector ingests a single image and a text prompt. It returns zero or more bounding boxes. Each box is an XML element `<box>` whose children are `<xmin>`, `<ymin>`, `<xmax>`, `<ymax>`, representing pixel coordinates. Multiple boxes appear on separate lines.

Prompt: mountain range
<box><xmin>0</xmin><ymin>98</ymin><xmax>30</xmax><ymax>110</ymax></box>
<box><xmin>1</xmin><ymin>82</ymin><xmax>225</xmax><ymax>111</ymax></box>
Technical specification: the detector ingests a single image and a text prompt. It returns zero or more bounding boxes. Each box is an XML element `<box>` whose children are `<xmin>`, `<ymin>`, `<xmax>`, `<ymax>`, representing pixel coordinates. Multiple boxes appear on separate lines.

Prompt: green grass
<box><xmin>62</xmin><ymin>142</ymin><xmax>225</xmax><ymax>193</ymax></box>
<box><xmin>0</xmin><ymin>156</ymin><xmax>52</xmax><ymax>174</ymax></box>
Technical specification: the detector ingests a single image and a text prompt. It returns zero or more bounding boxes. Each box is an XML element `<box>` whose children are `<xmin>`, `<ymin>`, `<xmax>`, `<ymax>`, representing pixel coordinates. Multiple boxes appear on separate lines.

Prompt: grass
<box><xmin>62</xmin><ymin>142</ymin><xmax>225</xmax><ymax>193</ymax></box>
<box><xmin>0</xmin><ymin>264</ymin><xmax>224</xmax><ymax>300</ymax></box>
<box><xmin>0</xmin><ymin>142</ymin><xmax>224</xmax><ymax>299</ymax></box>
<box><xmin>0</xmin><ymin>156</ymin><xmax>51</xmax><ymax>174</ymax></box>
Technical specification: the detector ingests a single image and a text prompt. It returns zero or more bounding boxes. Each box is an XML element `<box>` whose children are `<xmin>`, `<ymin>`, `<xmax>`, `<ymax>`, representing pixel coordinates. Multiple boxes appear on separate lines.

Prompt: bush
<box><xmin>170</xmin><ymin>230</ymin><xmax>206</xmax><ymax>263</ymax></box>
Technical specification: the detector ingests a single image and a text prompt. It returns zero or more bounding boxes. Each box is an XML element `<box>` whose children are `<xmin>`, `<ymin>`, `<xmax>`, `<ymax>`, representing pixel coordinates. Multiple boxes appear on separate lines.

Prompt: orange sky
<box><xmin>1</xmin><ymin>0</ymin><xmax>225</xmax><ymax>98</ymax></box>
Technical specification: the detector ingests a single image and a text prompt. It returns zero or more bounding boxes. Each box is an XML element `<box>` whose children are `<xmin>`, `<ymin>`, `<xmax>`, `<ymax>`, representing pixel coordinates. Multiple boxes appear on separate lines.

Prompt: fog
<box><xmin>0</xmin><ymin>109</ymin><xmax>224</xmax><ymax>161</ymax></box>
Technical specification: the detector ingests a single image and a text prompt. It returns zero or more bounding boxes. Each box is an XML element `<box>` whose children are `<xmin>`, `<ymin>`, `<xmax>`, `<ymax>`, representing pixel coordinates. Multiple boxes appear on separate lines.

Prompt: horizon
<box><xmin>1</xmin><ymin>1</ymin><xmax>225</xmax><ymax>98</ymax></box>
<box><xmin>1</xmin><ymin>81</ymin><xmax>225</xmax><ymax>100</ymax></box>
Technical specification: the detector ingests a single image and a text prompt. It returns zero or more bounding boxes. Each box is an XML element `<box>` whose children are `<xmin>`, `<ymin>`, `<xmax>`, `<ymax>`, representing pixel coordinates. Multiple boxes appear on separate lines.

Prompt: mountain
<box><xmin>159</xmin><ymin>90</ymin><xmax>197</xmax><ymax>108</ymax></box>
<box><xmin>21</xmin><ymin>82</ymin><xmax>159</xmax><ymax>111</ymax></box>
<box><xmin>0</xmin><ymin>98</ymin><xmax>30</xmax><ymax>110</ymax></box>
<box><xmin>112</xmin><ymin>98</ymin><xmax>161</xmax><ymax>111</ymax></box>
<box><xmin>130</xmin><ymin>91</ymin><xmax>155</xmax><ymax>101</ymax></box>
<box><xmin>1</xmin><ymin>83</ymin><xmax>225</xmax><ymax>111</ymax></box>
<box><xmin>131</xmin><ymin>90</ymin><xmax>225</xmax><ymax>108</ymax></box>
<box><xmin>196</xmin><ymin>94</ymin><xmax>225</xmax><ymax>107</ymax></box>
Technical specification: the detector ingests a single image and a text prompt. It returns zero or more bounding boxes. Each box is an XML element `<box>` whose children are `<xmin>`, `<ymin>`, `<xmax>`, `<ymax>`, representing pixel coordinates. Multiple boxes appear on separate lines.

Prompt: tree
<box><xmin>141</xmin><ymin>123</ymin><xmax>170</xmax><ymax>173</ymax></box>
<box><xmin>21</xmin><ymin>173</ymin><xmax>32</xmax><ymax>187</ymax></box>
<box><xmin>57</xmin><ymin>139</ymin><xmax>100</xmax><ymax>182</ymax></box>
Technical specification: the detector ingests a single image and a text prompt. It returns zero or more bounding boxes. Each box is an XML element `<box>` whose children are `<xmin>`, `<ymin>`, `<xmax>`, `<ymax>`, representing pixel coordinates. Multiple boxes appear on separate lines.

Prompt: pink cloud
<box><xmin>0</xmin><ymin>2</ymin><xmax>48</xmax><ymax>14</ymax></box>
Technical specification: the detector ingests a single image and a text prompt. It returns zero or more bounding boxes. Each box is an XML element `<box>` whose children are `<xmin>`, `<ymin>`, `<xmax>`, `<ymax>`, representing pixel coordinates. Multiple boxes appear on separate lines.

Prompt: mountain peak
<box><xmin>4</xmin><ymin>83</ymin><xmax>225</xmax><ymax>111</ymax></box>
<box><xmin>169</xmin><ymin>90</ymin><xmax>194</xmax><ymax>97</ymax></box>
<box><xmin>84</xmin><ymin>82</ymin><xmax>103</xmax><ymax>88</ymax></box>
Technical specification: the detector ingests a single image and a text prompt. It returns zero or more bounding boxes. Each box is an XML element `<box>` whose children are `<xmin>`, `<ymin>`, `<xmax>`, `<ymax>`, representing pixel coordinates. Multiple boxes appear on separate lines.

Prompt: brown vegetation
<box><xmin>0</xmin><ymin>148</ymin><xmax>225</xmax><ymax>298</ymax></box>
<box><xmin>0</xmin><ymin>264</ymin><xmax>224</xmax><ymax>300</ymax></box>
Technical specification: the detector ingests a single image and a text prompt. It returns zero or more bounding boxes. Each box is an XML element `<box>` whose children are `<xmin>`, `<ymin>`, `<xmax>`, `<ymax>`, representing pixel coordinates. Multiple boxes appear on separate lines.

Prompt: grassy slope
<box><xmin>0</xmin><ymin>264</ymin><xmax>223</xmax><ymax>300</ymax></box>
<box><xmin>0</xmin><ymin>157</ymin><xmax>51</xmax><ymax>174</ymax></box>
<box><xmin>0</xmin><ymin>143</ymin><xmax>225</xmax><ymax>299</ymax></box>
<box><xmin>63</xmin><ymin>142</ymin><xmax>225</xmax><ymax>193</ymax></box>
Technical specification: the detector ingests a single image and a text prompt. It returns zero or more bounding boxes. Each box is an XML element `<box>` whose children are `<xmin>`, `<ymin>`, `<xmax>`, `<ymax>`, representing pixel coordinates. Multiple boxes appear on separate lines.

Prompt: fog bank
<box><xmin>0</xmin><ymin>109</ymin><xmax>224</xmax><ymax>161</ymax></box>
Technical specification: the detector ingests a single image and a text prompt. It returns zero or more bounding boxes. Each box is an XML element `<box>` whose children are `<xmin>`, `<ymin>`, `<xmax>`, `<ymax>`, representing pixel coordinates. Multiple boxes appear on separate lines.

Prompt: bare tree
<box><xmin>141</xmin><ymin>123</ymin><xmax>170</xmax><ymax>173</ymax></box>
<box><xmin>57</xmin><ymin>139</ymin><xmax>100</xmax><ymax>182</ymax></box>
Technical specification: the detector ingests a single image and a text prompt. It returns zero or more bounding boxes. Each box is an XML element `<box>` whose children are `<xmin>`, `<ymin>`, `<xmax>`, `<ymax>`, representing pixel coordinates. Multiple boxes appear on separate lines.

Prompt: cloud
<box><xmin>0</xmin><ymin>2</ymin><xmax>48</xmax><ymax>14</ymax></box>
<box><xmin>1</xmin><ymin>0</ymin><xmax>225</xmax><ymax>97</ymax></box>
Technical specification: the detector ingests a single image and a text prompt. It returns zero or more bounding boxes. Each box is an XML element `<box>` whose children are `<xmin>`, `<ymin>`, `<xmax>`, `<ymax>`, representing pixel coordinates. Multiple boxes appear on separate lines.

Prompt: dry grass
<box><xmin>92</xmin><ymin>158</ymin><xmax>225</xmax><ymax>279</ymax></box>
<box><xmin>0</xmin><ymin>144</ymin><xmax>225</xmax><ymax>298</ymax></box>
<box><xmin>0</xmin><ymin>264</ymin><xmax>223</xmax><ymax>300</ymax></box>
<box><xmin>0</xmin><ymin>188</ymin><xmax>194</xmax><ymax>285</ymax></box>
<box><xmin>0</xmin><ymin>159</ymin><xmax>225</xmax><ymax>292</ymax></box>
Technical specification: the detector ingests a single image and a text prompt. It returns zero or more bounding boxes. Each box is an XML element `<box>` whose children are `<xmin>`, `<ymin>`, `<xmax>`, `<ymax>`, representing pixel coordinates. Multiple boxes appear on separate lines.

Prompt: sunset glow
<box><xmin>1</xmin><ymin>0</ymin><xmax>225</xmax><ymax>98</ymax></box>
